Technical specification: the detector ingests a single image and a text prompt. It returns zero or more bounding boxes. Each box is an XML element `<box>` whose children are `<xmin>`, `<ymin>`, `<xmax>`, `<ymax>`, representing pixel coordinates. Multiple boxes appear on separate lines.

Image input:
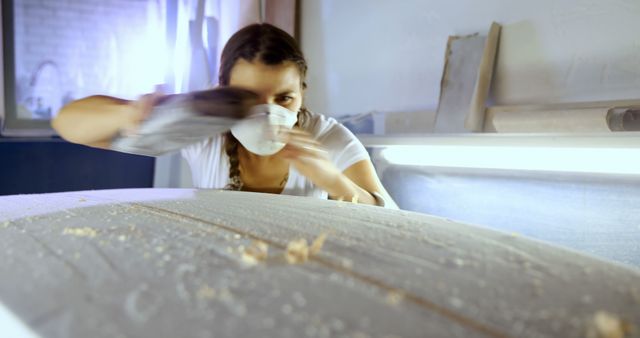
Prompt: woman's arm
<box><xmin>51</xmin><ymin>95</ymin><xmax>144</xmax><ymax>147</ymax></box>
<box><xmin>280</xmin><ymin>129</ymin><xmax>397</xmax><ymax>207</ymax></box>
<box><xmin>53</xmin><ymin>87</ymin><xmax>257</xmax><ymax>149</ymax></box>
<box><xmin>341</xmin><ymin>160</ymin><xmax>398</xmax><ymax>208</ymax></box>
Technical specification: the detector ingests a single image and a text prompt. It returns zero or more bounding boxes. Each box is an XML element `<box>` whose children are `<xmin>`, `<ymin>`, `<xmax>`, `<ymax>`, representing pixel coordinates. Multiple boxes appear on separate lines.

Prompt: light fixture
<box><xmin>358</xmin><ymin>134</ymin><xmax>640</xmax><ymax>175</ymax></box>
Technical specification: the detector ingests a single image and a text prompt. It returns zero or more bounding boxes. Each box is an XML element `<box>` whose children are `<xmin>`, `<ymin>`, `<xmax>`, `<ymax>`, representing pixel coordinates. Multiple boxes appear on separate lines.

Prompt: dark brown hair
<box><xmin>220</xmin><ymin>23</ymin><xmax>310</xmax><ymax>190</ymax></box>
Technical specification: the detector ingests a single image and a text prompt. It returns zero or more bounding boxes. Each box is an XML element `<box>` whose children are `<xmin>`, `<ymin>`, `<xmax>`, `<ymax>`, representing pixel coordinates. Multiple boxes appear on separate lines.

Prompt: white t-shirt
<box><xmin>181</xmin><ymin>111</ymin><xmax>371</xmax><ymax>200</ymax></box>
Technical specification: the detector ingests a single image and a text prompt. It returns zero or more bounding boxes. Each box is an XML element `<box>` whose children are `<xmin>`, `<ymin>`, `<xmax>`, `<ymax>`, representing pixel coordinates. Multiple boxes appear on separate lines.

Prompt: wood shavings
<box><xmin>196</xmin><ymin>285</ymin><xmax>216</xmax><ymax>300</ymax></box>
<box><xmin>285</xmin><ymin>233</ymin><xmax>328</xmax><ymax>264</ymax></box>
<box><xmin>341</xmin><ymin>258</ymin><xmax>354</xmax><ymax>269</ymax></box>
<box><xmin>586</xmin><ymin>311</ymin><xmax>633</xmax><ymax>338</ymax></box>
<box><xmin>310</xmin><ymin>233</ymin><xmax>328</xmax><ymax>255</ymax></box>
<box><xmin>386</xmin><ymin>290</ymin><xmax>405</xmax><ymax>306</ymax></box>
<box><xmin>241</xmin><ymin>240</ymin><xmax>269</xmax><ymax>265</ymax></box>
<box><xmin>285</xmin><ymin>238</ymin><xmax>309</xmax><ymax>264</ymax></box>
<box><xmin>62</xmin><ymin>227</ymin><xmax>97</xmax><ymax>238</ymax></box>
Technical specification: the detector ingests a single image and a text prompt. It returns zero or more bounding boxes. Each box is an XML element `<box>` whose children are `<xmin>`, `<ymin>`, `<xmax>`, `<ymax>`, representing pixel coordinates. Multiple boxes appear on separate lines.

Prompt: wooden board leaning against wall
<box><xmin>436</xmin><ymin>21</ymin><xmax>640</xmax><ymax>134</ymax></box>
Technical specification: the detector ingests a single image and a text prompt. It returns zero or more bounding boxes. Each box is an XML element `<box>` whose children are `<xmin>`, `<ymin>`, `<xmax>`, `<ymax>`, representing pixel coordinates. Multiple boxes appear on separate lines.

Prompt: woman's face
<box><xmin>228</xmin><ymin>59</ymin><xmax>304</xmax><ymax>114</ymax></box>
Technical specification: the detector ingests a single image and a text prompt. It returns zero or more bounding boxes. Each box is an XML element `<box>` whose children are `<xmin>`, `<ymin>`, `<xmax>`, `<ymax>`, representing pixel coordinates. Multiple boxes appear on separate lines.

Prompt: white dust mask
<box><xmin>230</xmin><ymin>104</ymin><xmax>298</xmax><ymax>156</ymax></box>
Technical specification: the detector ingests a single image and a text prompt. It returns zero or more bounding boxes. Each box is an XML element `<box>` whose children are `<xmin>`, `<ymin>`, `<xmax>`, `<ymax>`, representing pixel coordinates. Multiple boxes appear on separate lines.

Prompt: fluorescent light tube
<box><xmin>381</xmin><ymin>145</ymin><xmax>640</xmax><ymax>175</ymax></box>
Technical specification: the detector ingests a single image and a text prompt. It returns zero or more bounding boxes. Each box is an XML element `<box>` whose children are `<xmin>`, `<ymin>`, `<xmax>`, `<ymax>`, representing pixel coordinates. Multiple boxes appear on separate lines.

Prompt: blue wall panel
<box><xmin>0</xmin><ymin>138</ymin><xmax>154</xmax><ymax>195</ymax></box>
<box><xmin>383</xmin><ymin>166</ymin><xmax>640</xmax><ymax>268</ymax></box>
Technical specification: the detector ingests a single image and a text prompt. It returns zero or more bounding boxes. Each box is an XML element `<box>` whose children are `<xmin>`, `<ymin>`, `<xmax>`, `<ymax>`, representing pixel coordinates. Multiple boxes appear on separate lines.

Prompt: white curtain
<box><xmin>168</xmin><ymin>0</ymin><xmax>259</xmax><ymax>93</ymax></box>
<box><xmin>155</xmin><ymin>0</ymin><xmax>260</xmax><ymax>188</ymax></box>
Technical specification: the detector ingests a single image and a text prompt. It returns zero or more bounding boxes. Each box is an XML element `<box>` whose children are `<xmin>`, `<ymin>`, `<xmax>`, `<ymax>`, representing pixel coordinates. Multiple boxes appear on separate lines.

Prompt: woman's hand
<box><xmin>279</xmin><ymin>128</ymin><xmax>342</xmax><ymax>189</ymax></box>
<box><xmin>52</xmin><ymin>92</ymin><xmax>162</xmax><ymax>148</ymax></box>
<box><xmin>121</xmin><ymin>91</ymin><xmax>164</xmax><ymax>136</ymax></box>
<box><xmin>278</xmin><ymin>128</ymin><xmax>377</xmax><ymax>205</ymax></box>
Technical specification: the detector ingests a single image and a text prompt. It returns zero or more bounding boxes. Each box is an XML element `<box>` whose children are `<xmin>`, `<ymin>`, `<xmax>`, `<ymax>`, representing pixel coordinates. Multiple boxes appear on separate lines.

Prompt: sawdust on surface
<box><xmin>62</xmin><ymin>227</ymin><xmax>98</xmax><ymax>238</ymax></box>
<box><xmin>310</xmin><ymin>233</ymin><xmax>327</xmax><ymax>255</ymax></box>
<box><xmin>241</xmin><ymin>240</ymin><xmax>269</xmax><ymax>265</ymax></box>
<box><xmin>586</xmin><ymin>311</ymin><xmax>634</xmax><ymax>338</ymax></box>
<box><xmin>385</xmin><ymin>290</ymin><xmax>406</xmax><ymax>306</ymax></box>
<box><xmin>285</xmin><ymin>233</ymin><xmax>328</xmax><ymax>264</ymax></box>
<box><xmin>285</xmin><ymin>238</ymin><xmax>309</xmax><ymax>264</ymax></box>
<box><xmin>196</xmin><ymin>285</ymin><xmax>216</xmax><ymax>300</ymax></box>
<box><xmin>238</xmin><ymin>233</ymin><xmax>328</xmax><ymax>265</ymax></box>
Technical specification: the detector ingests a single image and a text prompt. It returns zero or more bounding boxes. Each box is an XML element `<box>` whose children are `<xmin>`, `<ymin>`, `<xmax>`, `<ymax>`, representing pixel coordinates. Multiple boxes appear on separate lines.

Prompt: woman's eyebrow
<box><xmin>275</xmin><ymin>90</ymin><xmax>297</xmax><ymax>96</ymax></box>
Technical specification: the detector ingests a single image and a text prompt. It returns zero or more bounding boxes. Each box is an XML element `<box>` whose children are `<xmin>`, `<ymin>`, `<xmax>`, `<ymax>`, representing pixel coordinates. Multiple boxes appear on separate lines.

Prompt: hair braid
<box><xmin>224</xmin><ymin>132</ymin><xmax>243</xmax><ymax>191</ymax></box>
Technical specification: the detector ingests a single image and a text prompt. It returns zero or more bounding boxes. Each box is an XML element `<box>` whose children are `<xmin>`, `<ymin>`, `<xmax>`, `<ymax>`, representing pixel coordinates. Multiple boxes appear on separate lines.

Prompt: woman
<box><xmin>53</xmin><ymin>23</ymin><xmax>397</xmax><ymax>209</ymax></box>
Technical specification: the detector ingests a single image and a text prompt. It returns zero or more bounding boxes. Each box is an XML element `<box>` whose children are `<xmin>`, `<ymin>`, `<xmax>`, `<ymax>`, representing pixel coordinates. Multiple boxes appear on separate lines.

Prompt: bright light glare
<box><xmin>381</xmin><ymin>145</ymin><xmax>640</xmax><ymax>175</ymax></box>
<box><xmin>0</xmin><ymin>302</ymin><xmax>39</xmax><ymax>338</ymax></box>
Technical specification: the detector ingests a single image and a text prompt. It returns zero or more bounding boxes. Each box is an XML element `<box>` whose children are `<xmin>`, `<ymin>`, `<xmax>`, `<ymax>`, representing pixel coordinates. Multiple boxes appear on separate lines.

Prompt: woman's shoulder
<box><xmin>303</xmin><ymin>110</ymin><xmax>370</xmax><ymax>171</ymax></box>
<box><xmin>303</xmin><ymin>110</ymin><xmax>362</xmax><ymax>149</ymax></box>
<box><xmin>303</xmin><ymin>110</ymin><xmax>347</xmax><ymax>138</ymax></box>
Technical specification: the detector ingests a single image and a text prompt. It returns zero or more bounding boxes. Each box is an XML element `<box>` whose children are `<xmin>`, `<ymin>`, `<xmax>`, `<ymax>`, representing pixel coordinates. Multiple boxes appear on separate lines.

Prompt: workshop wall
<box><xmin>301</xmin><ymin>0</ymin><xmax>640</xmax><ymax>118</ymax></box>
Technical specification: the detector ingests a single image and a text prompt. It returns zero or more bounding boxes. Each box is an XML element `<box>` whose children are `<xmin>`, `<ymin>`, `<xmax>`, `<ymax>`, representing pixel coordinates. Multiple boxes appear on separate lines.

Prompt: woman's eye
<box><xmin>277</xmin><ymin>96</ymin><xmax>294</xmax><ymax>104</ymax></box>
